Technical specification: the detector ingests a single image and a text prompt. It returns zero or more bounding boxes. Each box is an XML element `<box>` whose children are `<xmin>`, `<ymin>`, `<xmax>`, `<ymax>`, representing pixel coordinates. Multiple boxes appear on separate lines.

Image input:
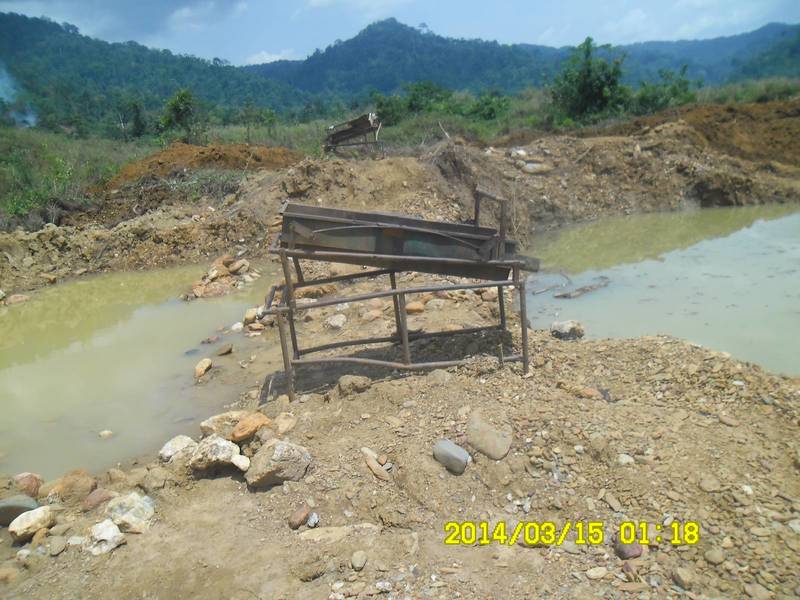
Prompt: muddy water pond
<box><xmin>527</xmin><ymin>204</ymin><xmax>800</xmax><ymax>376</ymax></box>
<box><xmin>0</xmin><ymin>266</ymin><xmax>274</xmax><ymax>478</ymax></box>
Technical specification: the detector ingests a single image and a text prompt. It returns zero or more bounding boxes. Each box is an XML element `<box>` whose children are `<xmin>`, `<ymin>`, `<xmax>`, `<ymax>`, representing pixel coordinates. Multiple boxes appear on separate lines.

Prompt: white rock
<box><xmin>618</xmin><ymin>453</ymin><xmax>635</xmax><ymax>466</ymax></box>
<box><xmin>550</xmin><ymin>320</ymin><xmax>585</xmax><ymax>340</ymax></box>
<box><xmin>98</xmin><ymin>430</ymin><xmax>114</xmax><ymax>439</ymax></box>
<box><xmin>8</xmin><ymin>506</ymin><xmax>55</xmax><ymax>543</ymax></box>
<box><xmin>67</xmin><ymin>536</ymin><xmax>86</xmax><ymax>546</ymax></box>
<box><xmin>232</xmin><ymin>455</ymin><xmax>251</xmax><ymax>471</ymax></box>
<box><xmin>325</xmin><ymin>313</ymin><xmax>347</xmax><ymax>330</ymax></box>
<box><xmin>189</xmin><ymin>434</ymin><xmax>249</xmax><ymax>472</ymax></box>
<box><xmin>231</xmin><ymin>322</ymin><xmax>244</xmax><ymax>332</ymax></box>
<box><xmin>89</xmin><ymin>519</ymin><xmax>126</xmax><ymax>555</ymax></box>
<box><xmin>159</xmin><ymin>435</ymin><xmax>198</xmax><ymax>462</ymax></box>
<box><xmin>199</xmin><ymin>410</ymin><xmax>249</xmax><ymax>438</ymax></box>
<box><xmin>245</xmin><ymin>440</ymin><xmax>312</xmax><ymax>488</ymax></box>
<box><xmin>105</xmin><ymin>492</ymin><xmax>155</xmax><ymax>533</ymax></box>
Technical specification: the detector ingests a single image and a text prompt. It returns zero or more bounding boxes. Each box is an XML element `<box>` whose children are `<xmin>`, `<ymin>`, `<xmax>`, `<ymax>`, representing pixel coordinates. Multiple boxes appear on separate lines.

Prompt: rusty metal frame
<box><xmin>265</xmin><ymin>252</ymin><xmax>529</xmax><ymax>401</ymax></box>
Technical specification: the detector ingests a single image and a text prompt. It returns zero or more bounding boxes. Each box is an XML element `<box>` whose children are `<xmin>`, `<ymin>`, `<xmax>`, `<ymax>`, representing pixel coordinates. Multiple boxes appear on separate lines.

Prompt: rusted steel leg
<box><xmin>275</xmin><ymin>310</ymin><xmax>295</xmax><ymax>402</ymax></box>
<box><xmin>498</xmin><ymin>284</ymin><xmax>506</xmax><ymax>329</ymax></box>
<box><xmin>389</xmin><ymin>272</ymin><xmax>402</xmax><ymax>341</ymax></box>
<box><xmin>279</xmin><ymin>250</ymin><xmax>300</xmax><ymax>359</ymax></box>
<box><xmin>515</xmin><ymin>266</ymin><xmax>530</xmax><ymax>374</ymax></box>
<box><xmin>292</xmin><ymin>257</ymin><xmax>305</xmax><ymax>283</ymax></box>
<box><xmin>396</xmin><ymin>292</ymin><xmax>412</xmax><ymax>365</ymax></box>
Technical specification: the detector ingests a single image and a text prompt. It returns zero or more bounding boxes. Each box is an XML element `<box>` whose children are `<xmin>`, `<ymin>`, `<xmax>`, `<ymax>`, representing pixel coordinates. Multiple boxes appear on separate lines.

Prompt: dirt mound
<box><xmin>607</xmin><ymin>99</ymin><xmax>800</xmax><ymax>166</ymax></box>
<box><xmin>107</xmin><ymin>143</ymin><xmax>302</xmax><ymax>189</ymax></box>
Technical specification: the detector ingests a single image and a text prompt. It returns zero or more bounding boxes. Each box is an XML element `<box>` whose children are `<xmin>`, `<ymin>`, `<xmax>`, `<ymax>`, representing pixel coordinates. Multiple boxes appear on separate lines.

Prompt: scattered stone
<box><xmin>142</xmin><ymin>467</ymin><xmax>171</xmax><ymax>493</ymax></box>
<box><xmin>433</xmin><ymin>439</ymin><xmax>470</xmax><ymax>475</ymax></box>
<box><xmin>550</xmin><ymin>320</ymin><xmax>585</xmax><ymax>340</ymax></box>
<box><xmin>274</xmin><ymin>412</ymin><xmax>298</xmax><ymax>435</ymax></box>
<box><xmin>8</xmin><ymin>506</ymin><xmax>55</xmax><ymax>543</ymax></box>
<box><xmin>466</xmin><ymin>410</ymin><xmax>512</xmax><ymax>460</ymax></box>
<box><xmin>585</xmin><ymin>566</ymin><xmax>607</xmax><ymax>580</ymax></box>
<box><xmin>12</xmin><ymin>472</ymin><xmax>44</xmax><ymax>498</ymax></box>
<box><xmin>617</xmin><ymin>453</ymin><xmax>635</xmax><ymax>466</ymax></box>
<box><xmin>365</xmin><ymin>454</ymin><xmax>391</xmax><ymax>481</ymax></box>
<box><xmin>6</xmin><ymin>294</ymin><xmax>30</xmax><ymax>305</ymax></box>
<box><xmin>325</xmin><ymin>313</ymin><xmax>347</xmax><ymax>329</ymax></box>
<box><xmin>105</xmin><ymin>492</ymin><xmax>155</xmax><ymax>533</ymax></box>
<box><xmin>338</xmin><ymin>375</ymin><xmax>371</xmax><ymax>396</ymax></box>
<box><xmin>704</xmin><ymin>548</ymin><xmax>725</xmax><ymax>565</ymax></box>
<box><xmin>481</xmin><ymin>288</ymin><xmax>498</xmax><ymax>301</ymax></box>
<box><xmin>159</xmin><ymin>435</ymin><xmax>198</xmax><ymax>462</ymax></box>
<box><xmin>48</xmin><ymin>536</ymin><xmax>68</xmax><ymax>556</ymax></box>
<box><xmin>0</xmin><ymin>495</ymin><xmax>39</xmax><ymax>526</ymax></box>
<box><xmin>351</xmin><ymin>550</ymin><xmax>368</xmax><ymax>571</ymax></box>
<box><xmin>200</xmin><ymin>410</ymin><xmax>249</xmax><ymax>438</ymax></box>
<box><xmin>230</xmin><ymin>412</ymin><xmax>272</xmax><ymax>442</ymax></box>
<box><xmin>245</xmin><ymin>440</ymin><xmax>312</xmax><ymax>489</ymax></box>
<box><xmin>228</xmin><ymin>258</ymin><xmax>249</xmax><ymax>274</ymax></box>
<box><xmin>0</xmin><ymin>567</ymin><xmax>20</xmax><ymax>584</ymax></box>
<box><xmin>289</xmin><ymin>505</ymin><xmax>310</xmax><ymax>530</ymax></box>
<box><xmin>699</xmin><ymin>475</ymin><xmax>722</xmax><ymax>492</ymax></box>
<box><xmin>98</xmin><ymin>429</ymin><xmax>114</xmax><ymax>439</ymax></box>
<box><xmin>298</xmin><ymin>523</ymin><xmax>381</xmax><ymax>544</ymax></box>
<box><xmin>744</xmin><ymin>582</ymin><xmax>773</xmax><ymax>600</ymax></box>
<box><xmin>405</xmin><ymin>301</ymin><xmax>425</xmax><ymax>314</ymax></box>
<box><xmin>189</xmin><ymin>434</ymin><xmax>250</xmax><ymax>473</ymax></box>
<box><xmin>523</xmin><ymin>161</ymin><xmax>554</xmax><ymax>174</ymax></box>
<box><xmin>604</xmin><ymin>492</ymin><xmax>623</xmax><ymax>512</ymax></box>
<box><xmin>81</xmin><ymin>488</ymin><xmax>117</xmax><ymax>512</ymax></box>
<box><xmin>243</xmin><ymin>308</ymin><xmax>258</xmax><ymax>325</ymax></box>
<box><xmin>428</xmin><ymin>369</ymin><xmax>452</xmax><ymax>385</ymax></box>
<box><xmin>672</xmin><ymin>567</ymin><xmax>695</xmax><ymax>590</ymax></box>
<box><xmin>613</xmin><ymin>537</ymin><xmax>643</xmax><ymax>560</ymax></box>
<box><xmin>194</xmin><ymin>358</ymin><xmax>212</xmax><ymax>378</ymax></box>
<box><xmin>307</xmin><ymin>512</ymin><xmax>320</xmax><ymax>528</ymax></box>
<box><xmin>38</xmin><ymin>469</ymin><xmax>97</xmax><ymax>504</ymax></box>
<box><xmin>718</xmin><ymin>414</ymin><xmax>739</xmax><ymax>427</ymax></box>
<box><xmin>67</xmin><ymin>536</ymin><xmax>85</xmax><ymax>547</ymax></box>
<box><xmin>216</xmin><ymin>343</ymin><xmax>234</xmax><ymax>356</ymax></box>
<box><xmin>89</xmin><ymin>519</ymin><xmax>126</xmax><ymax>555</ymax></box>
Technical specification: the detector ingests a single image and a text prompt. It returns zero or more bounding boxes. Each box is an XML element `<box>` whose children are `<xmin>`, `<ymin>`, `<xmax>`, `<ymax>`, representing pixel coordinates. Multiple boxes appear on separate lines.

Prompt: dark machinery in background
<box><xmin>264</xmin><ymin>189</ymin><xmax>538</xmax><ymax>401</ymax></box>
<box><xmin>324</xmin><ymin>113</ymin><xmax>382</xmax><ymax>152</ymax></box>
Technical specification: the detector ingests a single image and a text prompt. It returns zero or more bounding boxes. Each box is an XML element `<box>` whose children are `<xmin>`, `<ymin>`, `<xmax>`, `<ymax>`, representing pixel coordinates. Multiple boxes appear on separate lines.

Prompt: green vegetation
<box><xmin>0</xmin><ymin>127</ymin><xmax>153</xmax><ymax>228</ymax></box>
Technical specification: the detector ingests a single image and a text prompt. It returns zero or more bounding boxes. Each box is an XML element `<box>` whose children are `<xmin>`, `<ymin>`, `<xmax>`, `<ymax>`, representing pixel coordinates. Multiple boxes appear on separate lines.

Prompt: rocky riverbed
<box><xmin>1</xmin><ymin>260</ymin><xmax>798</xmax><ymax>599</ymax></box>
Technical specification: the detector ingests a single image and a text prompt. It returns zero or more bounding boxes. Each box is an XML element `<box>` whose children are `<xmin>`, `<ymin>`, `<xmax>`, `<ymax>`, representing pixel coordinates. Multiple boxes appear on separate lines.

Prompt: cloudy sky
<box><xmin>1</xmin><ymin>0</ymin><xmax>798</xmax><ymax>65</ymax></box>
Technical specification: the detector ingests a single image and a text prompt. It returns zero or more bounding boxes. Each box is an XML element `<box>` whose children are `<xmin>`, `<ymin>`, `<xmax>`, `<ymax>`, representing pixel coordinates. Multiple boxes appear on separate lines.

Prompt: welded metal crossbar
<box><xmin>324</xmin><ymin>113</ymin><xmax>382</xmax><ymax>151</ymax></box>
<box><xmin>264</xmin><ymin>201</ymin><xmax>537</xmax><ymax>401</ymax></box>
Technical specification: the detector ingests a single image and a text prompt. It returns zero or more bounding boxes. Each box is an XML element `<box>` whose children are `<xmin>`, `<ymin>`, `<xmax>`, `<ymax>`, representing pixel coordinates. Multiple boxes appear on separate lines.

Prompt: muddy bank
<box><xmin>1</xmin><ymin>265</ymin><xmax>798</xmax><ymax>598</ymax></box>
<box><xmin>3</xmin><ymin>101</ymin><xmax>800</xmax><ymax>299</ymax></box>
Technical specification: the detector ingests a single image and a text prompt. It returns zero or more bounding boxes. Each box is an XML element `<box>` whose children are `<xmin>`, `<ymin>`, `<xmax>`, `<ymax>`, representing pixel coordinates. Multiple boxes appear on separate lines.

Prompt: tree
<box><xmin>130</xmin><ymin>101</ymin><xmax>146</xmax><ymax>137</ymax></box>
<box><xmin>549</xmin><ymin>37</ymin><xmax>631</xmax><ymax>119</ymax></box>
<box><xmin>160</xmin><ymin>89</ymin><xmax>196</xmax><ymax>141</ymax></box>
<box><xmin>632</xmin><ymin>66</ymin><xmax>696</xmax><ymax>115</ymax></box>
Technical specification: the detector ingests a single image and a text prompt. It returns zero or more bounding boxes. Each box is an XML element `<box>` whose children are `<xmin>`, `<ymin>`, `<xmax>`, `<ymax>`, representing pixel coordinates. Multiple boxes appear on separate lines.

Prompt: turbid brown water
<box><xmin>527</xmin><ymin>204</ymin><xmax>800</xmax><ymax>376</ymax></box>
<box><xmin>0</xmin><ymin>265</ymin><xmax>275</xmax><ymax>478</ymax></box>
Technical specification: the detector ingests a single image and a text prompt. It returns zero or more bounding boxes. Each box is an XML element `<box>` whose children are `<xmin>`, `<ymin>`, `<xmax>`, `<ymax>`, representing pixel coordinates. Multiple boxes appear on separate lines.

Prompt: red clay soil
<box><xmin>107</xmin><ymin>142</ymin><xmax>302</xmax><ymax>189</ymax></box>
<box><xmin>607</xmin><ymin>99</ymin><xmax>800</xmax><ymax>166</ymax></box>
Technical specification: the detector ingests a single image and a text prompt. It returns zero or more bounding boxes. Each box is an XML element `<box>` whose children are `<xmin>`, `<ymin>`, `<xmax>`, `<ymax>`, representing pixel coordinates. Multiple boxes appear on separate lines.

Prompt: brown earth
<box><xmin>1</xmin><ymin>269</ymin><xmax>798</xmax><ymax>599</ymax></box>
<box><xmin>599</xmin><ymin>98</ymin><xmax>800</xmax><ymax>167</ymax></box>
<box><xmin>106</xmin><ymin>142</ymin><xmax>302</xmax><ymax>189</ymax></box>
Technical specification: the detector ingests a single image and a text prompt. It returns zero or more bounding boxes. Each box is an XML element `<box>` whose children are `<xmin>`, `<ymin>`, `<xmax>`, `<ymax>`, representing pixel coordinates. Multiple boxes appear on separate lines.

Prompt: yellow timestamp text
<box><xmin>443</xmin><ymin>520</ymin><xmax>700</xmax><ymax>547</ymax></box>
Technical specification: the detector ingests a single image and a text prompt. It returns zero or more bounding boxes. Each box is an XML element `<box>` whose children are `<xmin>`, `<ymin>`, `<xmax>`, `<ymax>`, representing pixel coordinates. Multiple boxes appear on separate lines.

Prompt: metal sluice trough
<box><xmin>265</xmin><ymin>193</ymin><xmax>539</xmax><ymax>400</ymax></box>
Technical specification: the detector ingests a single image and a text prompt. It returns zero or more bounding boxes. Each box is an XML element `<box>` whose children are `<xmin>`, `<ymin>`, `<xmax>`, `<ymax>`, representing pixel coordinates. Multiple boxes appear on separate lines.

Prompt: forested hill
<box><xmin>247</xmin><ymin>19</ymin><xmax>800</xmax><ymax>96</ymax></box>
<box><xmin>0</xmin><ymin>12</ymin><xmax>306</xmax><ymax>130</ymax></box>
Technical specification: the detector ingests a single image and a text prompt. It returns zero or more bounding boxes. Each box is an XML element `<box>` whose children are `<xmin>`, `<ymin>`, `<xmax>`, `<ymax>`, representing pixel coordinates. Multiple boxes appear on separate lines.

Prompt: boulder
<box><xmin>550</xmin><ymin>320</ymin><xmax>585</xmax><ymax>340</ymax></box>
<box><xmin>215</xmin><ymin>343</ymin><xmax>234</xmax><ymax>356</ymax></box>
<box><xmin>325</xmin><ymin>313</ymin><xmax>347</xmax><ymax>329</ymax></box>
<box><xmin>200</xmin><ymin>411</ymin><xmax>249</xmax><ymax>438</ymax></box>
<box><xmin>48</xmin><ymin>536</ymin><xmax>68</xmax><ymax>556</ymax></box>
<box><xmin>466</xmin><ymin>410</ymin><xmax>512</xmax><ymax>460</ymax></box>
<box><xmin>8</xmin><ymin>506</ymin><xmax>55</xmax><ymax>543</ymax></box>
<box><xmin>38</xmin><ymin>469</ymin><xmax>96</xmax><ymax>504</ymax></box>
<box><xmin>0</xmin><ymin>495</ymin><xmax>39</xmax><ymax>526</ymax></box>
<box><xmin>338</xmin><ymin>375</ymin><xmax>371</xmax><ymax>396</ymax></box>
<box><xmin>229</xmin><ymin>413</ymin><xmax>272</xmax><ymax>442</ymax></box>
<box><xmin>351</xmin><ymin>550</ymin><xmax>368</xmax><ymax>571</ymax></box>
<box><xmin>81</xmin><ymin>488</ymin><xmax>117</xmax><ymax>512</ymax></box>
<box><xmin>405</xmin><ymin>301</ymin><xmax>425</xmax><ymax>314</ymax></box>
<box><xmin>245</xmin><ymin>440</ymin><xmax>312</xmax><ymax>489</ymax></box>
<box><xmin>274</xmin><ymin>412</ymin><xmax>298</xmax><ymax>435</ymax></box>
<box><xmin>12</xmin><ymin>472</ymin><xmax>44</xmax><ymax>498</ymax></box>
<box><xmin>243</xmin><ymin>308</ymin><xmax>258</xmax><ymax>325</ymax></box>
<box><xmin>189</xmin><ymin>434</ymin><xmax>250</xmax><ymax>473</ymax></box>
<box><xmin>228</xmin><ymin>259</ymin><xmax>249</xmax><ymax>274</ymax></box>
<box><xmin>288</xmin><ymin>505</ymin><xmax>311</xmax><ymax>530</ymax></box>
<box><xmin>89</xmin><ymin>519</ymin><xmax>126</xmax><ymax>555</ymax></box>
<box><xmin>194</xmin><ymin>358</ymin><xmax>212</xmax><ymax>378</ymax></box>
<box><xmin>105</xmin><ymin>492</ymin><xmax>155</xmax><ymax>533</ymax></box>
<box><xmin>433</xmin><ymin>439</ymin><xmax>470</xmax><ymax>475</ymax></box>
<box><xmin>158</xmin><ymin>435</ymin><xmax>197</xmax><ymax>462</ymax></box>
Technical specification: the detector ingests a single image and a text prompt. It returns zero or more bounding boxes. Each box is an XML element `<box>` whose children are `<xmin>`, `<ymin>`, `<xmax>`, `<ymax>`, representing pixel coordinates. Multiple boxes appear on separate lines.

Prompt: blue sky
<box><xmin>1</xmin><ymin>0</ymin><xmax>798</xmax><ymax>65</ymax></box>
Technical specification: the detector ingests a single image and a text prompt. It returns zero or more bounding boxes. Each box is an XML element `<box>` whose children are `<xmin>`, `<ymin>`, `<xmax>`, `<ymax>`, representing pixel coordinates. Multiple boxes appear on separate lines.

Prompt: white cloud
<box><xmin>244</xmin><ymin>48</ymin><xmax>297</xmax><ymax>64</ymax></box>
<box><xmin>168</xmin><ymin>0</ymin><xmax>216</xmax><ymax>33</ymax></box>
<box><xmin>304</xmin><ymin>0</ymin><xmax>411</xmax><ymax>19</ymax></box>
